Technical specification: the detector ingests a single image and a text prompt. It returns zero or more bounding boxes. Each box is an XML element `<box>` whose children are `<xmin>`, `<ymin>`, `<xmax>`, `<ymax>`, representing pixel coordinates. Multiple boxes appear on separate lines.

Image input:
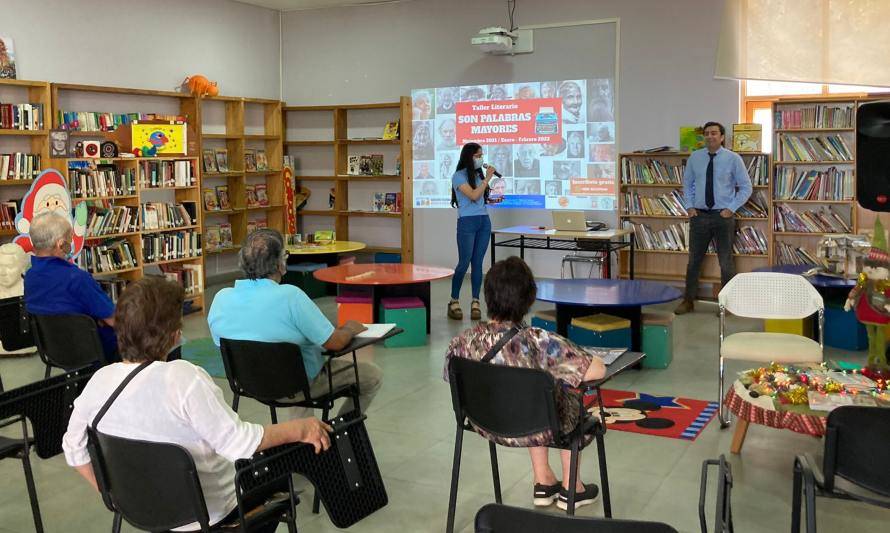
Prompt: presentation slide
<box><xmin>411</xmin><ymin>79</ymin><xmax>616</xmax><ymax>210</ymax></box>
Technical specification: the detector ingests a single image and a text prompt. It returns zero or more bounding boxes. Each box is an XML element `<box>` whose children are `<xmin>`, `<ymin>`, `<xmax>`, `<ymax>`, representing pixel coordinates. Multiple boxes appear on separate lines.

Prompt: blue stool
<box><xmin>531</xmin><ymin>309</ymin><xmax>557</xmax><ymax>332</ymax></box>
<box><xmin>824</xmin><ymin>303</ymin><xmax>868</xmax><ymax>350</ymax></box>
<box><xmin>568</xmin><ymin>314</ymin><xmax>632</xmax><ymax>349</ymax></box>
<box><xmin>374</xmin><ymin>252</ymin><xmax>401</xmax><ymax>264</ymax></box>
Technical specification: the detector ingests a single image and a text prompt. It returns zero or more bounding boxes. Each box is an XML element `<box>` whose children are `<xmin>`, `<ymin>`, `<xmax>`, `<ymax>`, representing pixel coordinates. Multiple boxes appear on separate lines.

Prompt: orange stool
<box><xmin>336</xmin><ymin>292</ymin><xmax>373</xmax><ymax>326</ymax></box>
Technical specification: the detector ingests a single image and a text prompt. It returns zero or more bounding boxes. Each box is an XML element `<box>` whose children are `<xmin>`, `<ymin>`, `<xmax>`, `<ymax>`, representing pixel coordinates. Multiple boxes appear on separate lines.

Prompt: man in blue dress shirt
<box><xmin>24</xmin><ymin>212</ymin><xmax>119</xmax><ymax>361</ymax></box>
<box><xmin>675</xmin><ymin>122</ymin><xmax>752</xmax><ymax>314</ymax></box>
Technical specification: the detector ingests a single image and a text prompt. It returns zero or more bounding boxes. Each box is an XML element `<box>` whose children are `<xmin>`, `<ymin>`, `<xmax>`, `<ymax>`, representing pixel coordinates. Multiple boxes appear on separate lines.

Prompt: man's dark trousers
<box><xmin>684</xmin><ymin>210</ymin><xmax>735</xmax><ymax>300</ymax></box>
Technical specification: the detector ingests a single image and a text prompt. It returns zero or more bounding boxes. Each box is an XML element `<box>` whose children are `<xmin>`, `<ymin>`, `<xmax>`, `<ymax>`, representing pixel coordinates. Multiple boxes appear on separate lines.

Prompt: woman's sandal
<box><xmin>470</xmin><ymin>300</ymin><xmax>482</xmax><ymax>320</ymax></box>
<box><xmin>447</xmin><ymin>300</ymin><xmax>463</xmax><ymax>320</ymax></box>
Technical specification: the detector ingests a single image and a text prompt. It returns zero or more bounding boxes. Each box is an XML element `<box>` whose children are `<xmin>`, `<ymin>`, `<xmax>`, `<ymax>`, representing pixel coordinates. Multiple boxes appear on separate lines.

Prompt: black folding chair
<box><xmin>0</xmin><ymin>296</ymin><xmax>35</xmax><ymax>361</ymax></box>
<box><xmin>699</xmin><ymin>455</ymin><xmax>734</xmax><ymax>533</ymax></box>
<box><xmin>0</xmin><ymin>367</ymin><xmax>96</xmax><ymax>533</ymax></box>
<box><xmin>792</xmin><ymin>406</ymin><xmax>890</xmax><ymax>533</ymax></box>
<box><xmin>474</xmin><ymin>503</ymin><xmax>678</xmax><ymax>533</ymax></box>
<box><xmin>87</xmin><ymin>430</ymin><xmax>298</xmax><ymax>532</ymax></box>
<box><xmin>220</xmin><ymin>338</ymin><xmax>359</xmax><ymax>514</ymax></box>
<box><xmin>446</xmin><ymin>357</ymin><xmax>611</xmax><ymax>533</ymax></box>
<box><xmin>31</xmin><ymin>313</ymin><xmax>105</xmax><ymax>378</ymax></box>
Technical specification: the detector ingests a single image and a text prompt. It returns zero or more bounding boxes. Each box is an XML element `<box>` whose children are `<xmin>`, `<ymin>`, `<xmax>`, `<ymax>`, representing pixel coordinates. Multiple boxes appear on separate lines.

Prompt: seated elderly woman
<box><xmin>444</xmin><ymin>256</ymin><xmax>606</xmax><ymax>510</ymax></box>
<box><xmin>63</xmin><ymin>277</ymin><xmax>331</xmax><ymax>532</ymax></box>
<box><xmin>24</xmin><ymin>212</ymin><xmax>119</xmax><ymax>362</ymax></box>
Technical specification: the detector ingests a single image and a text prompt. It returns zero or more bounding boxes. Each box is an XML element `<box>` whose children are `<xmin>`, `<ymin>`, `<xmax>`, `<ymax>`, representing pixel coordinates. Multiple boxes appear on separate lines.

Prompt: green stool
<box><xmin>642</xmin><ymin>312</ymin><xmax>674</xmax><ymax>369</ymax></box>
<box><xmin>282</xmin><ymin>262</ymin><xmax>327</xmax><ymax>299</ymax></box>
<box><xmin>380</xmin><ymin>297</ymin><xmax>426</xmax><ymax>348</ymax></box>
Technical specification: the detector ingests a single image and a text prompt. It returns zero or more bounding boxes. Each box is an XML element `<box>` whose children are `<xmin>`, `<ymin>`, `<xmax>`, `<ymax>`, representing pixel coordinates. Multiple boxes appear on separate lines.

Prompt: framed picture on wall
<box><xmin>0</xmin><ymin>36</ymin><xmax>16</xmax><ymax>79</ymax></box>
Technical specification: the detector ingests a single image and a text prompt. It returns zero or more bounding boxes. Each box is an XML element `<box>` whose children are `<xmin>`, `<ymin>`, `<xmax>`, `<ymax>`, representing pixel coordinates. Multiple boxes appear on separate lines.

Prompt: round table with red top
<box><xmin>314</xmin><ymin>264</ymin><xmax>454</xmax><ymax>333</ymax></box>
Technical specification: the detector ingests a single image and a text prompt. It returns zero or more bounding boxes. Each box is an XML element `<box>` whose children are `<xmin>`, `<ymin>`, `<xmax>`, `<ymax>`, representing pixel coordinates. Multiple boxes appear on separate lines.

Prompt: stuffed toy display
<box><xmin>181</xmin><ymin>74</ymin><xmax>219</xmax><ymax>97</ymax></box>
<box><xmin>845</xmin><ymin>217</ymin><xmax>890</xmax><ymax>368</ymax></box>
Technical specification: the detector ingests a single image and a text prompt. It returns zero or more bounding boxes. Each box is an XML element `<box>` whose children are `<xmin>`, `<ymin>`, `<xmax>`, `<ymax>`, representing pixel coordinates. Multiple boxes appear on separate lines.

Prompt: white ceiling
<box><xmin>232</xmin><ymin>0</ymin><xmax>409</xmax><ymax>11</ymax></box>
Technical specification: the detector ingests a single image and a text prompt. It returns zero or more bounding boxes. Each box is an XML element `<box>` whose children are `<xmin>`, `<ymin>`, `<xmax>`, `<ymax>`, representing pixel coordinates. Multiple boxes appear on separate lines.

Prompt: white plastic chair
<box><xmin>717</xmin><ymin>272</ymin><xmax>824</xmax><ymax>427</ymax></box>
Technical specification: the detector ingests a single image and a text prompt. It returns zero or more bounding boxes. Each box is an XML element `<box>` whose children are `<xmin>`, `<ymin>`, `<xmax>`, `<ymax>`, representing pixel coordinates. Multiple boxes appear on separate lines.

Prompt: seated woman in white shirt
<box><xmin>63</xmin><ymin>276</ymin><xmax>331</xmax><ymax>532</ymax></box>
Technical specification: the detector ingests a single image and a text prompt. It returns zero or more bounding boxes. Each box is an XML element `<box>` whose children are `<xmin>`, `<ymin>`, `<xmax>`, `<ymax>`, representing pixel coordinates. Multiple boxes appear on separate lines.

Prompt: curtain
<box><xmin>716</xmin><ymin>0</ymin><xmax>890</xmax><ymax>86</ymax></box>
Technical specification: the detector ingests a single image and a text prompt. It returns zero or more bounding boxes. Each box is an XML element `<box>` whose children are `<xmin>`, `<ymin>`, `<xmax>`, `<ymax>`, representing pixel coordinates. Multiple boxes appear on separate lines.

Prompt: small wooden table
<box><xmin>491</xmin><ymin>226</ymin><xmax>635</xmax><ymax>279</ymax></box>
<box><xmin>314</xmin><ymin>264</ymin><xmax>454</xmax><ymax>333</ymax></box>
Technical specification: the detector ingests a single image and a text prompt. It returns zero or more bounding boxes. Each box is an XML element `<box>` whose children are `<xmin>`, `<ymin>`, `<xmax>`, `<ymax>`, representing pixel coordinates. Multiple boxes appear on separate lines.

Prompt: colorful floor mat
<box><xmin>181</xmin><ymin>337</ymin><xmax>225</xmax><ymax>378</ymax></box>
<box><xmin>583</xmin><ymin>389</ymin><xmax>718</xmax><ymax>441</ymax></box>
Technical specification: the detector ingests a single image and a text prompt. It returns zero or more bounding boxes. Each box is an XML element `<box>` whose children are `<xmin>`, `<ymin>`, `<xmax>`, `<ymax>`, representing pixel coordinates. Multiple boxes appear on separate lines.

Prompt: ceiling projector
<box><xmin>471</xmin><ymin>26</ymin><xmax>517</xmax><ymax>54</ymax></box>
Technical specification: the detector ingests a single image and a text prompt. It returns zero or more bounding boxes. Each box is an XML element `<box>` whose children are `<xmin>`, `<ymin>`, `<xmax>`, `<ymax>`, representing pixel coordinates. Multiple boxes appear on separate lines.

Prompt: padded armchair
<box><xmin>87</xmin><ymin>429</ymin><xmax>298</xmax><ymax>532</ymax></box>
<box><xmin>474</xmin><ymin>503</ymin><xmax>678</xmax><ymax>533</ymax></box>
<box><xmin>717</xmin><ymin>273</ymin><xmax>824</xmax><ymax>427</ymax></box>
<box><xmin>31</xmin><ymin>313</ymin><xmax>105</xmax><ymax>378</ymax></box>
<box><xmin>792</xmin><ymin>406</ymin><xmax>890</xmax><ymax>533</ymax></box>
<box><xmin>446</xmin><ymin>357</ymin><xmax>611</xmax><ymax>533</ymax></box>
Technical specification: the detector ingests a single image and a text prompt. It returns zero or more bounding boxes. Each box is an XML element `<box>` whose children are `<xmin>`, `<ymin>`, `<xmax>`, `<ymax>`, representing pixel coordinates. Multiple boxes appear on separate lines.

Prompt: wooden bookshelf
<box><xmin>284</xmin><ymin>98</ymin><xmax>413</xmax><ymax>262</ymax></box>
<box><xmin>197</xmin><ymin>95</ymin><xmax>285</xmax><ymax>273</ymax></box>
<box><xmin>48</xmin><ymin>83</ymin><xmax>205</xmax><ymax>310</ymax></box>
<box><xmin>0</xmin><ymin>79</ymin><xmax>51</xmax><ymax>243</ymax></box>
<box><xmin>617</xmin><ymin>151</ymin><xmax>771</xmax><ymax>286</ymax></box>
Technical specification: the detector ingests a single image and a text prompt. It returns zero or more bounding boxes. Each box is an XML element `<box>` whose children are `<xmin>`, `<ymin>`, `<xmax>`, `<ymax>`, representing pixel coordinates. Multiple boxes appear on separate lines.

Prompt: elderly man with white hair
<box><xmin>23</xmin><ymin>212</ymin><xmax>119</xmax><ymax>362</ymax></box>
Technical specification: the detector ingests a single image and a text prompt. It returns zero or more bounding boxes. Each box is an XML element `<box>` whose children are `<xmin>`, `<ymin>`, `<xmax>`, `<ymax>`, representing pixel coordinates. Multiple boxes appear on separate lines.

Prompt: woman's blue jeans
<box><xmin>451</xmin><ymin>215</ymin><xmax>491</xmax><ymax>299</ymax></box>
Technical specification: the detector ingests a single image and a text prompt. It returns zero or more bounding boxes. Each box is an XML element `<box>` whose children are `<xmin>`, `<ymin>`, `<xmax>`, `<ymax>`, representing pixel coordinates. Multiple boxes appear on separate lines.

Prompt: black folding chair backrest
<box><xmin>88</xmin><ymin>431</ymin><xmax>212</xmax><ymax>532</ymax></box>
<box><xmin>220</xmin><ymin>338</ymin><xmax>311</xmax><ymax>403</ymax></box>
<box><xmin>474</xmin><ymin>503</ymin><xmax>679</xmax><ymax>533</ymax></box>
<box><xmin>448</xmin><ymin>357</ymin><xmax>561</xmax><ymax>441</ymax></box>
<box><xmin>0</xmin><ymin>296</ymin><xmax>34</xmax><ymax>352</ymax></box>
<box><xmin>31</xmin><ymin>313</ymin><xmax>104</xmax><ymax>369</ymax></box>
<box><xmin>824</xmin><ymin>406</ymin><xmax>890</xmax><ymax>496</ymax></box>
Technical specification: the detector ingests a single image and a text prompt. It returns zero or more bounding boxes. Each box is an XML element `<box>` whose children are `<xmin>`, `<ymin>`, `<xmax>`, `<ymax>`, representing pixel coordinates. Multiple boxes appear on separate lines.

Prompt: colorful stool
<box><xmin>283</xmin><ymin>262</ymin><xmax>327</xmax><ymax>299</ymax></box>
<box><xmin>374</xmin><ymin>252</ymin><xmax>401</xmax><ymax>264</ymax></box>
<box><xmin>531</xmin><ymin>309</ymin><xmax>557</xmax><ymax>332</ymax></box>
<box><xmin>339</xmin><ymin>255</ymin><xmax>356</xmax><ymax>265</ymax></box>
<box><xmin>380</xmin><ymin>297</ymin><xmax>426</xmax><ymax>348</ymax></box>
<box><xmin>568</xmin><ymin>313</ymin><xmax>631</xmax><ymax>349</ymax></box>
<box><xmin>764</xmin><ymin>316</ymin><xmax>813</xmax><ymax>337</ymax></box>
<box><xmin>824</xmin><ymin>303</ymin><xmax>868</xmax><ymax>350</ymax></box>
<box><xmin>336</xmin><ymin>288</ymin><xmax>373</xmax><ymax>327</ymax></box>
<box><xmin>642</xmin><ymin>312</ymin><xmax>674</xmax><ymax>369</ymax></box>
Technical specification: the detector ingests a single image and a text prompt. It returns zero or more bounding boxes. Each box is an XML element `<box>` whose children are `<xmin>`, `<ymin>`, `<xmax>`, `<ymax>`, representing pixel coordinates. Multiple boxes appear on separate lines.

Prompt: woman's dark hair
<box><xmin>115</xmin><ymin>277</ymin><xmax>184</xmax><ymax>363</ymax></box>
<box><xmin>484</xmin><ymin>256</ymin><xmax>537</xmax><ymax>323</ymax></box>
<box><xmin>451</xmin><ymin>142</ymin><xmax>489</xmax><ymax>208</ymax></box>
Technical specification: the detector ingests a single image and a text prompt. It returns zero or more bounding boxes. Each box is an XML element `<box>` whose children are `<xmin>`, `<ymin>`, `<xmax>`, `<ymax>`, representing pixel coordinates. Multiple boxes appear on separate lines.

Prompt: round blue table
<box><xmin>535</xmin><ymin>279</ymin><xmax>683</xmax><ymax>350</ymax></box>
<box><xmin>752</xmin><ymin>265</ymin><xmax>856</xmax><ymax>289</ymax></box>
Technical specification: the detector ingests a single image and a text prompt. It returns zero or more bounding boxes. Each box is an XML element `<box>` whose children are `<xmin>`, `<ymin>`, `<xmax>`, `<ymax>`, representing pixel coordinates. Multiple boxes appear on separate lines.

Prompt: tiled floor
<box><xmin>1</xmin><ymin>279</ymin><xmax>889</xmax><ymax>532</ymax></box>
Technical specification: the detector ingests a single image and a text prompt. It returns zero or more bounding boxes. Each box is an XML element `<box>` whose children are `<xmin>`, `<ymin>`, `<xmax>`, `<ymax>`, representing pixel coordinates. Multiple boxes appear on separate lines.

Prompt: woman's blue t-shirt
<box><xmin>451</xmin><ymin>168</ymin><xmax>488</xmax><ymax>218</ymax></box>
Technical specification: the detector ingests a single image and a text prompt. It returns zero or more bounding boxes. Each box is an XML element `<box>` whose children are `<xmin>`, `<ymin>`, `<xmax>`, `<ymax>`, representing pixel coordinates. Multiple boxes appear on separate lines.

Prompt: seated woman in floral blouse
<box><xmin>444</xmin><ymin>256</ymin><xmax>605</xmax><ymax>510</ymax></box>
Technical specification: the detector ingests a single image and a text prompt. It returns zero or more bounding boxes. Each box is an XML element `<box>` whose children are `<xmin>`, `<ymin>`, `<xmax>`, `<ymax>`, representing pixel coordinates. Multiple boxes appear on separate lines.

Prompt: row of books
<box><xmin>1</xmin><ymin>153</ymin><xmax>41</xmax><ymax>180</ymax></box>
<box><xmin>0</xmin><ymin>103</ymin><xmax>45</xmax><ymax>130</ymax></box>
<box><xmin>774</xmin><ymin>167</ymin><xmax>854</xmax><ymax>201</ymax></box>
<box><xmin>777</xmin><ymin>134</ymin><xmax>852</xmax><ymax>162</ymax></box>
<box><xmin>69</xmin><ymin>162</ymin><xmax>136</xmax><ymax>198</ymax></box>
<box><xmin>0</xmin><ymin>201</ymin><xmax>18</xmax><ymax>230</ymax></box>
<box><xmin>142</xmin><ymin>231</ymin><xmax>202</xmax><ymax>264</ymax></box>
<box><xmin>97</xmin><ymin>278</ymin><xmax>129</xmax><ymax>304</ymax></box>
<box><xmin>775</xmin><ymin>241</ymin><xmax>820</xmax><ymax>266</ymax></box>
<box><xmin>205</xmin><ymin>223</ymin><xmax>234</xmax><ymax>252</ymax></box>
<box><xmin>85</xmin><ymin>205</ymin><xmax>139</xmax><ymax>237</ymax></box>
<box><xmin>159</xmin><ymin>263</ymin><xmax>204</xmax><ymax>297</ymax></box>
<box><xmin>629</xmin><ymin>221</ymin><xmax>768</xmax><ymax>255</ymax></box>
<box><xmin>245</xmin><ymin>184</ymin><xmax>270</xmax><ymax>208</ymax></box>
<box><xmin>347</xmin><ymin>154</ymin><xmax>385</xmax><ymax>176</ymax></box>
<box><xmin>245</xmin><ymin>218</ymin><xmax>268</xmax><ymax>235</ymax></box>
<box><xmin>622</xmin><ymin>190</ymin><xmax>687</xmax><ymax>217</ymax></box>
<box><xmin>744</xmin><ymin>155</ymin><xmax>769</xmax><ymax>186</ymax></box>
<box><xmin>371</xmin><ymin>192</ymin><xmax>403</xmax><ymax>213</ymax></box>
<box><xmin>77</xmin><ymin>240</ymin><xmax>138</xmax><ymax>274</ymax></box>
<box><xmin>736</xmin><ymin>191</ymin><xmax>769</xmax><ymax>219</ymax></box>
<box><xmin>620</xmin><ymin>158</ymin><xmax>684</xmax><ymax>185</ymax></box>
<box><xmin>774</xmin><ymin>104</ymin><xmax>854</xmax><ymax>130</ymax></box>
<box><xmin>203</xmin><ymin>185</ymin><xmax>270</xmax><ymax>211</ymax></box>
<box><xmin>142</xmin><ymin>202</ymin><xmax>198</xmax><ymax>231</ymax></box>
<box><xmin>139</xmin><ymin>160</ymin><xmax>196</xmax><ymax>189</ymax></box>
<box><xmin>57</xmin><ymin>111</ymin><xmax>184</xmax><ymax>132</ymax></box>
<box><xmin>202</xmin><ymin>148</ymin><xmax>273</xmax><ymax>174</ymax></box>
<box><xmin>773</xmin><ymin>204</ymin><xmax>851</xmax><ymax>233</ymax></box>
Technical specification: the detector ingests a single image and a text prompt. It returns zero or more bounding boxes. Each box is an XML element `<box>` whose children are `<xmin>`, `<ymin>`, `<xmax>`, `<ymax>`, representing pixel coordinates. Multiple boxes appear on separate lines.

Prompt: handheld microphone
<box><xmin>482</xmin><ymin>163</ymin><xmax>502</xmax><ymax>178</ymax></box>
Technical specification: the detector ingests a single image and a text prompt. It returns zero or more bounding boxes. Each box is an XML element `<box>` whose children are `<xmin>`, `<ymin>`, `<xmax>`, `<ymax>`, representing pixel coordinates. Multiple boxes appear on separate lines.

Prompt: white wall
<box><xmin>4</xmin><ymin>0</ymin><xmax>281</xmax><ymax>99</ymax></box>
<box><xmin>281</xmin><ymin>0</ymin><xmax>739</xmax><ymax>278</ymax></box>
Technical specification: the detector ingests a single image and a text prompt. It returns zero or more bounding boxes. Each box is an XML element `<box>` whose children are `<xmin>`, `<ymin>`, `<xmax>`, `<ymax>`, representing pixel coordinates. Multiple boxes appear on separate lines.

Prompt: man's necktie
<box><xmin>705</xmin><ymin>153</ymin><xmax>716</xmax><ymax>209</ymax></box>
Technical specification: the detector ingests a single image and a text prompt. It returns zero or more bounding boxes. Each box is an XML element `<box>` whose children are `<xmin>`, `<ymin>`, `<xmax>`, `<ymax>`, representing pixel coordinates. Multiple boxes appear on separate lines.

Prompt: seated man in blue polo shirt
<box><xmin>24</xmin><ymin>212</ymin><xmax>119</xmax><ymax>363</ymax></box>
<box><xmin>208</xmin><ymin>228</ymin><xmax>382</xmax><ymax>418</ymax></box>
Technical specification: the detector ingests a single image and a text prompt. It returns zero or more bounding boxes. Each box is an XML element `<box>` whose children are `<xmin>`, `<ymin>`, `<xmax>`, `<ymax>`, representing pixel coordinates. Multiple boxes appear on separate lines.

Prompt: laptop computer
<box><xmin>552</xmin><ymin>210</ymin><xmax>589</xmax><ymax>231</ymax></box>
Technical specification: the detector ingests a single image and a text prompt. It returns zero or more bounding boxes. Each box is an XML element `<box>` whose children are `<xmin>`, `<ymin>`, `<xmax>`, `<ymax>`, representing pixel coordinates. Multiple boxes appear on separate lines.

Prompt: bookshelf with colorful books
<box><xmin>283</xmin><ymin>98</ymin><xmax>413</xmax><ymax>261</ymax></box>
<box><xmin>771</xmin><ymin>97</ymin><xmax>859</xmax><ymax>266</ymax></box>
<box><xmin>49</xmin><ymin>83</ymin><xmax>205</xmax><ymax>310</ymax></box>
<box><xmin>0</xmin><ymin>79</ymin><xmax>51</xmax><ymax>239</ymax></box>
<box><xmin>198</xmin><ymin>96</ymin><xmax>284</xmax><ymax>264</ymax></box>
<box><xmin>618</xmin><ymin>151</ymin><xmax>771</xmax><ymax>285</ymax></box>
